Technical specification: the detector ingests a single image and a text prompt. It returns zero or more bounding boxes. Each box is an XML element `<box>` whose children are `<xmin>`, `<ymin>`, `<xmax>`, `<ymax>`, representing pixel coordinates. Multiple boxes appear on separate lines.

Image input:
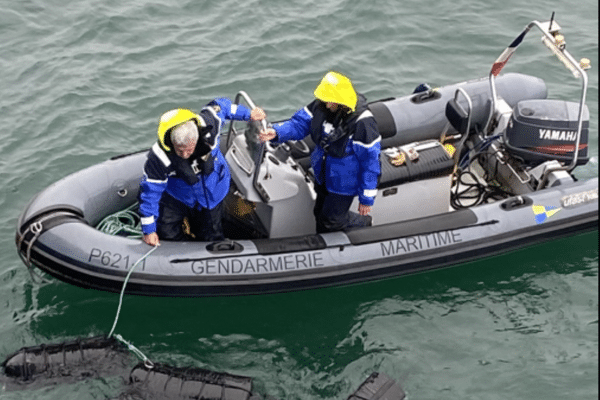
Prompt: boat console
<box><xmin>224</xmin><ymin>96</ymin><xmax>317</xmax><ymax>238</ymax></box>
<box><xmin>223</xmin><ymin>93</ymin><xmax>461</xmax><ymax>236</ymax></box>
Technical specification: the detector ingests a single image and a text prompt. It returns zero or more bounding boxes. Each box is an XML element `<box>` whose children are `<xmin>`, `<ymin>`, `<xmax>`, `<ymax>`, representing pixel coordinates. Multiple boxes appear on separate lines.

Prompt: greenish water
<box><xmin>0</xmin><ymin>0</ymin><xmax>597</xmax><ymax>399</ymax></box>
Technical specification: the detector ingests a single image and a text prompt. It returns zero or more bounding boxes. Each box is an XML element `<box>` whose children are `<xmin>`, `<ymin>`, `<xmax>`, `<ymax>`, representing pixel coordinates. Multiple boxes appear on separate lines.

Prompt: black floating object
<box><xmin>347</xmin><ymin>372</ymin><xmax>406</xmax><ymax>400</ymax></box>
<box><xmin>2</xmin><ymin>335</ymin><xmax>129</xmax><ymax>381</ymax></box>
<box><xmin>129</xmin><ymin>362</ymin><xmax>255</xmax><ymax>400</ymax></box>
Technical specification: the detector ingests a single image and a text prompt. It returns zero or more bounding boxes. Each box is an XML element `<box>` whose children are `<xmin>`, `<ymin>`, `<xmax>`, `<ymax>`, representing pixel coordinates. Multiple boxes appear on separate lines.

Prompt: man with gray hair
<box><xmin>139</xmin><ymin>99</ymin><xmax>266</xmax><ymax>246</ymax></box>
<box><xmin>171</xmin><ymin>120</ymin><xmax>199</xmax><ymax>155</ymax></box>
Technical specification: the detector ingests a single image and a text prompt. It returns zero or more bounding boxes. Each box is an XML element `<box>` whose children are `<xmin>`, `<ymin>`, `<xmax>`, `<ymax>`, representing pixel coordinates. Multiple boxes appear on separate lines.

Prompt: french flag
<box><xmin>491</xmin><ymin>28</ymin><xmax>530</xmax><ymax>76</ymax></box>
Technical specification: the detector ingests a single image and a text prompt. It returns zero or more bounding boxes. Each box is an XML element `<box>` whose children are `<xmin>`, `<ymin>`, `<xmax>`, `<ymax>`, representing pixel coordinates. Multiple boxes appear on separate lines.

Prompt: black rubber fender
<box><xmin>129</xmin><ymin>362</ymin><xmax>255</xmax><ymax>400</ymax></box>
<box><xmin>347</xmin><ymin>372</ymin><xmax>406</xmax><ymax>400</ymax></box>
<box><xmin>2</xmin><ymin>335</ymin><xmax>128</xmax><ymax>381</ymax></box>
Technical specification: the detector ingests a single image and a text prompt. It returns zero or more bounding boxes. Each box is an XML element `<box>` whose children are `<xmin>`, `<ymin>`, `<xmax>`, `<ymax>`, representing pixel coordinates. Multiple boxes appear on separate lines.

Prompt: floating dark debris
<box><xmin>2</xmin><ymin>335</ymin><xmax>128</xmax><ymax>382</ymax></box>
<box><xmin>347</xmin><ymin>372</ymin><xmax>406</xmax><ymax>400</ymax></box>
<box><xmin>2</xmin><ymin>336</ymin><xmax>406</xmax><ymax>399</ymax></box>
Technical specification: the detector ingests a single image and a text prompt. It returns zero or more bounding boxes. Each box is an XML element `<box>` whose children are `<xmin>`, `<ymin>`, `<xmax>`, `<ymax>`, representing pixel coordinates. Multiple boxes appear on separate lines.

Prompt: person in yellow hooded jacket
<box><xmin>259</xmin><ymin>72</ymin><xmax>381</xmax><ymax>233</ymax></box>
<box><xmin>139</xmin><ymin>99</ymin><xmax>266</xmax><ymax>246</ymax></box>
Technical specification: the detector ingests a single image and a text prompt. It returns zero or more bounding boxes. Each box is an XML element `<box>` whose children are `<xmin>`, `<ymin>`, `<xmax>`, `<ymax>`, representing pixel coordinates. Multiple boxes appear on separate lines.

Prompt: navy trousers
<box><xmin>313</xmin><ymin>184</ymin><xmax>372</xmax><ymax>233</ymax></box>
<box><xmin>156</xmin><ymin>192</ymin><xmax>224</xmax><ymax>242</ymax></box>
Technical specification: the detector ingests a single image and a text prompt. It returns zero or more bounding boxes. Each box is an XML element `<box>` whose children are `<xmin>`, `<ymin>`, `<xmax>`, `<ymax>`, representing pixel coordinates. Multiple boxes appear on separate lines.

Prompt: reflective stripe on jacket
<box><xmin>139</xmin><ymin>98</ymin><xmax>251</xmax><ymax>234</ymax></box>
<box><xmin>273</xmin><ymin>94</ymin><xmax>381</xmax><ymax>206</ymax></box>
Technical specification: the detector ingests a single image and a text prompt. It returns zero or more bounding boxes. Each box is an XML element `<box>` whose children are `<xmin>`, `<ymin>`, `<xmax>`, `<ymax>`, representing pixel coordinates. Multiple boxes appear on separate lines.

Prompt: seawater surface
<box><xmin>0</xmin><ymin>0</ymin><xmax>597</xmax><ymax>399</ymax></box>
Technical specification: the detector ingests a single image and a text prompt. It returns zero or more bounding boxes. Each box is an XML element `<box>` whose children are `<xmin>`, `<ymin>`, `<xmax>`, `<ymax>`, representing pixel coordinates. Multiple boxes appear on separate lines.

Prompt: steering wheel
<box><xmin>287</xmin><ymin>139</ymin><xmax>311</xmax><ymax>159</ymax></box>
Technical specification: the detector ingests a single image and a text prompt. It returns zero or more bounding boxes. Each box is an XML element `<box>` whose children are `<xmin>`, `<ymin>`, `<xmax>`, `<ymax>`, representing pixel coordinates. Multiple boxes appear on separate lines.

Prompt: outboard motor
<box><xmin>503</xmin><ymin>99</ymin><xmax>589</xmax><ymax>166</ymax></box>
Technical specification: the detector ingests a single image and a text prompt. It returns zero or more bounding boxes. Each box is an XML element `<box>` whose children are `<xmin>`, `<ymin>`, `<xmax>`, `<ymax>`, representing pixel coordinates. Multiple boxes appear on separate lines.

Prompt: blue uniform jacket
<box><xmin>272</xmin><ymin>95</ymin><xmax>381</xmax><ymax>206</ymax></box>
<box><xmin>139</xmin><ymin>98</ymin><xmax>252</xmax><ymax>235</ymax></box>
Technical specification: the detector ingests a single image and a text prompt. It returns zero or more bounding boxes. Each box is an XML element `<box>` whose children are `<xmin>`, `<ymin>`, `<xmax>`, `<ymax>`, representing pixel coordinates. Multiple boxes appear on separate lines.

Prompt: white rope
<box><xmin>113</xmin><ymin>333</ymin><xmax>155</xmax><ymax>369</ymax></box>
<box><xmin>107</xmin><ymin>244</ymin><xmax>158</xmax><ymax>367</ymax></box>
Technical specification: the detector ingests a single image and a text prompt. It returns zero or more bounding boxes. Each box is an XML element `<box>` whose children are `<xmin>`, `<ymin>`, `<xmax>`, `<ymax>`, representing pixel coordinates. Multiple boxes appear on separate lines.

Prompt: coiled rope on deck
<box><xmin>96</xmin><ymin>203</ymin><xmax>143</xmax><ymax>238</ymax></box>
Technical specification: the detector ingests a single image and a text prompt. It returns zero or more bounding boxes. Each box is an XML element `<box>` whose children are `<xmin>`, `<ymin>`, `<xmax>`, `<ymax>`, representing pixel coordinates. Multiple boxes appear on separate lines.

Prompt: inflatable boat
<box><xmin>15</xmin><ymin>18</ymin><xmax>598</xmax><ymax>297</ymax></box>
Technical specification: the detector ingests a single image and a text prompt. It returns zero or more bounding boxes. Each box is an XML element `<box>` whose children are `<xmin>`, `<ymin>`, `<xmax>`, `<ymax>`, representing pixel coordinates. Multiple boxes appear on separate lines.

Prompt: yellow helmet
<box><xmin>157</xmin><ymin>108</ymin><xmax>206</xmax><ymax>151</ymax></box>
<box><xmin>313</xmin><ymin>71</ymin><xmax>357</xmax><ymax>112</ymax></box>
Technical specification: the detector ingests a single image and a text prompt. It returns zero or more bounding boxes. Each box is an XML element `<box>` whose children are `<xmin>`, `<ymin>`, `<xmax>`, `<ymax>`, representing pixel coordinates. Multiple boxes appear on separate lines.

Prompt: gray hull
<box><xmin>15</xmin><ymin>74</ymin><xmax>598</xmax><ymax>297</ymax></box>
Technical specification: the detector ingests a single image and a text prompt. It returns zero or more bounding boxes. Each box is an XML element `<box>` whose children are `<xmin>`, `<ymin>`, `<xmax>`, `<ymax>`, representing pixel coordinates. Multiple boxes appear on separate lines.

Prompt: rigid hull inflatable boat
<box><xmin>15</xmin><ymin>18</ymin><xmax>598</xmax><ymax>297</ymax></box>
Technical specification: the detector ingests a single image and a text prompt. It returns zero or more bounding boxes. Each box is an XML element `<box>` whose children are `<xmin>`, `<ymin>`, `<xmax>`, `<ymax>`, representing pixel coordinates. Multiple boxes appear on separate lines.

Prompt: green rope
<box><xmin>96</xmin><ymin>203</ymin><xmax>143</xmax><ymax>238</ymax></box>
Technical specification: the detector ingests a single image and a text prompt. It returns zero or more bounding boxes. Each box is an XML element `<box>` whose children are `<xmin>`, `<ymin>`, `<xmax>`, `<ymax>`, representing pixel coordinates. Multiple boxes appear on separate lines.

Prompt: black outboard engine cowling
<box><xmin>504</xmin><ymin>99</ymin><xmax>589</xmax><ymax>166</ymax></box>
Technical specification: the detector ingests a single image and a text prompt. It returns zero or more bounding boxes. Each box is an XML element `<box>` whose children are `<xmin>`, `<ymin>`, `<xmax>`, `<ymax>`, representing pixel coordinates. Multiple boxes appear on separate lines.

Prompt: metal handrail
<box><xmin>226</xmin><ymin>91</ymin><xmax>270</xmax><ymax>202</ymax></box>
<box><xmin>226</xmin><ymin>90</ymin><xmax>266</xmax><ymax>149</ymax></box>
<box><xmin>483</xmin><ymin>16</ymin><xmax>589</xmax><ymax>188</ymax></box>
